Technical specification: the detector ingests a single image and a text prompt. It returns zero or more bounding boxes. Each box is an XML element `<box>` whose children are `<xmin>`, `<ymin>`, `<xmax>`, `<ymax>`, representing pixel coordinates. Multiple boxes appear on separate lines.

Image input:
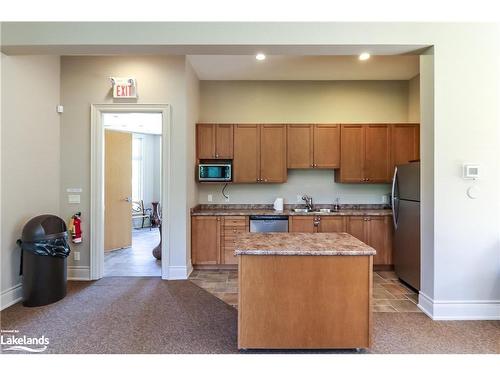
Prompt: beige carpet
<box><xmin>1</xmin><ymin>278</ymin><xmax>498</xmax><ymax>354</ymax></box>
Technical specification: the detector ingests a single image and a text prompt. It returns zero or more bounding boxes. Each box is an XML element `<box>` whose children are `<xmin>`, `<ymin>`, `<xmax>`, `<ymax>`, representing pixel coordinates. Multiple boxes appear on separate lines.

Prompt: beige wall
<box><xmin>408</xmin><ymin>74</ymin><xmax>420</xmax><ymax>122</ymax></box>
<box><xmin>198</xmin><ymin>79</ymin><xmax>412</xmax><ymax>204</ymax></box>
<box><xmin>200</xmin><ymin>80</ymin><xmax>410</xmax><ymax>123</ymax></box>
<box><xmin>184</xmin><ymin>59</ymin><xmax>199</xmax><ymax>267</ymax></box>
<box><xmin>60</xmin><ymin>56</ymin><xmax>192</xmax><ymax>276</ymax></box>
<box><xmin>1</xmin><ymin>55</ymin><xmax>61</xmax><ymax>308</ymax></box>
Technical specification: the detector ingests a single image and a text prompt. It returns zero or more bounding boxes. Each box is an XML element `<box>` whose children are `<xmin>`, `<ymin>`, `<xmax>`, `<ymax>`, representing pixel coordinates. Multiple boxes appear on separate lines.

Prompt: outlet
<box><xmin>74</xmin><ymin>251</ymin><xmax>80</xmax><ymax>261</ymax></box>
<box><xmin>207</xmin><ymin>194</ymin><xmax>213</xmax><ymax>202</ymax></box>
<box><xmin>224</xmin><ymin>196</ymin><xmax>230</xmax><ymax>203</ymax></box>
<box><xmin>382</xmin><ymin>195</ymin><xmax>389</xmax><ymax>204</ymax></box>
<box><xmin>296</xmin><ymin>194</ymin><xmax>303</xmax><ymax>203</ymax></box>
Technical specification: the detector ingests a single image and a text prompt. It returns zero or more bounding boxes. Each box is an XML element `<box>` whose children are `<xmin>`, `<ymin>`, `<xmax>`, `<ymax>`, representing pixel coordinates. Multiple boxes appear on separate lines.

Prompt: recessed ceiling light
<box><xmin>255</xmin><ymin>53</ymin><xmax>266</xmax><ymax>61</ymax></box>
<box><xmin>359</xmin><ymin>52</ymin><xmax>371</xmax><ymax>61</ymax></box>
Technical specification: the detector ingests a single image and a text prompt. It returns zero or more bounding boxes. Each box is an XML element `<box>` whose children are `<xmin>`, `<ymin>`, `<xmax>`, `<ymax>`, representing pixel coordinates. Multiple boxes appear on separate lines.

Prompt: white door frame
<box><xmin>90</xmin><ymin>104</ymin><xmax>172</xmax><ymax>280</ymax></box>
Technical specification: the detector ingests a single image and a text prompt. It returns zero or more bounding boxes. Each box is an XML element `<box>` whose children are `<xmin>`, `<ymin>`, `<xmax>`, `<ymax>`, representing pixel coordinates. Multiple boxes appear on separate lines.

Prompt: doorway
<box><xmin>103</xmin><ymin>113</ymin><xmax>162</xmax><ymax>276</ymax></box>
<box><xmin>90</xmin><ymin>104</ymin><xmax>171</xmax><ymax>280</ymax></box>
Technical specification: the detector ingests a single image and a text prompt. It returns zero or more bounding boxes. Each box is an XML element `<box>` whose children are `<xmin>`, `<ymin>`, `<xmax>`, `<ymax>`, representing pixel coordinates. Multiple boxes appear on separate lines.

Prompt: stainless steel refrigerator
<box><xmin>392</xmin><ymin>162</ymin><xmax>420</xmax><ymax>291</ymax></box>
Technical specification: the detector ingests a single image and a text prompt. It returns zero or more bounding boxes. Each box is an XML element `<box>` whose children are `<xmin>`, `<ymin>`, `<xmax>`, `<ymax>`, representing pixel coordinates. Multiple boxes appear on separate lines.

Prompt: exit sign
<box><xmin>110</xmin><ymin>77</ymin><xmax>137</xmax><ymax>98</ymax></box>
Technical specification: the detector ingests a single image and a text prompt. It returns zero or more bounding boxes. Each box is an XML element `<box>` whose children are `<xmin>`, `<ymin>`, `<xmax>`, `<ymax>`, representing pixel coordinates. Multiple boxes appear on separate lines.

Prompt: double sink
<box><xmin>292</xmin><ymin>208</ymin><xmax>335</xmax><ymax>213</ymax></box>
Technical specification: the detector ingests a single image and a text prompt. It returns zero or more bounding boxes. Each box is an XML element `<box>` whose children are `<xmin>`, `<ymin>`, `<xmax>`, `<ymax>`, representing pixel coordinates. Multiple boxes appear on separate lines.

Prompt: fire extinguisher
<box><xmin>69</xmin><ymin>212</ymin><xmax>82</xmax><ymax>244</ymax></box>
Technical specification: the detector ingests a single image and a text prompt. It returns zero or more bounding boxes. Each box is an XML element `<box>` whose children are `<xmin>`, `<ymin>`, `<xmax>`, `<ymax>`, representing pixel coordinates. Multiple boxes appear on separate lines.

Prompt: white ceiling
<box><xmin>188</xmin><ymin>55</ymin><xmax>419</xmax><ymax>80</ymax></box>
<box><xmin>102</xmin><ymin>113</ymin><xmax>162</xmax><ymax>135</ymax></box>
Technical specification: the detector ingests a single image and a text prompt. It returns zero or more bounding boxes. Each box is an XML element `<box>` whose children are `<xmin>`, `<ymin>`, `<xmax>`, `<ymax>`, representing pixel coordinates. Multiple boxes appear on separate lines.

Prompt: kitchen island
<box><xmin>235</xmin><ymin>232</ymin><xmax>375</xmax><ymax>350</ymax></box>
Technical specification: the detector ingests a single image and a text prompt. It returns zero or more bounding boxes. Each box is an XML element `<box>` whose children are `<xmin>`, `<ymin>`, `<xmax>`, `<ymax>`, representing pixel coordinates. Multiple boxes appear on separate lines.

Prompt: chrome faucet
<box><xmin>302</xmin><ymin>195</ymin><xmax>313</xmax><ymax>210</ymax></box>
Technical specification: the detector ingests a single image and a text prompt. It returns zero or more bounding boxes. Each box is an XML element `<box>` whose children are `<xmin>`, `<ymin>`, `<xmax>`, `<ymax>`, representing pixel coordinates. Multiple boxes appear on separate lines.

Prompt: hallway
<box><xmin>104</xmin><ymin>228</ymin><xmax>161</xmax><ymax>276</ymax></box>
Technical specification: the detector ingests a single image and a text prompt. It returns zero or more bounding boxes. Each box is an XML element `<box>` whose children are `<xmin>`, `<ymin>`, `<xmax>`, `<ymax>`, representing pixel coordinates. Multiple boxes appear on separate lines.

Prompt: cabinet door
<box><xmin>233</xmin><ymin>125</ymin><xmax>260</xmax><ymax>183</ymax></box>
<box><xmin>191</xmin><ymin>216</ymin><xmax>220</xmax><ymax>265</ymax></box>
<box><xmin>346</xmin><ymin>216</ymin><xmax>367</xmax><ymax>243</ymax></box>
<box><xmin>287</xmin><ymin>125</ymin><xmax>313</xmax><ymax>168</ymax></box>
<box><xmin>196</xmin><ymin>124</ymin><xmax>215</xmax><ymax>159</ymax></box>
<box><xmin>340</xmin><ymin>125</ymin><xmax>365</xmax><ymax>182</ymax></box>
<box><xmin>222</xmin><ymin>216</ymin><xmax>248</xmax><ymax>265</ymax></box>
<box><xmin>391</xmin><ymin>124</ymin><xmax>419</xmax><ymax>173</ymax></box>
<box><xmin>366</xmin><ymin>216</ymin><xmax>393</xmax><ymax>266</ymax></box>
<box><xmin>289</xmin><ymin>216</ymin><xmax>316</xmax><ymax>233</ymax></box>
<box><xmin>215</xmin><ymin>124</ymin><xmax>234</xmax><ymax>159</ymax></box>
<box><xmin>314</xmin><ymin>124</ymin><xmax>340</xmax><ymax>168</ymax></box>
<box><xmin>318</xmin><ymin>216</ymin><xmax>346</xmax><ymax>233</ymax></box>
<box><xmin>365</xmin><ymin>124</ymin><xmax>391</xmax><ymax>183</ymax></box>
<box><xmin>260</xmin><ymin>125</ymin><xmax>287</xmax><ymax>183</ymax></box>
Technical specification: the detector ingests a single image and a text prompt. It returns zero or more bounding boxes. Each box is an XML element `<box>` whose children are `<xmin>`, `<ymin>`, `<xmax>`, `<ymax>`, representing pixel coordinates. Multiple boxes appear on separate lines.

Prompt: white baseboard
<box><xmin>163</xmin><ymin>265</ymin><xmax>191</xmax><ymax>280</ymax></box>
<box><xmin>418</xmin><ymin>292</ymin><xmax>500</xmax><ymax>320</ymax></box>
<box><xmin>68</xmin><ymin>266</ymin><xmax>90</xmax><ymax>281</ymax></box>
<box><xmin>1</xmin><ymin>283</ymin><xmax>22</xmax><ymax>310</ymax></box>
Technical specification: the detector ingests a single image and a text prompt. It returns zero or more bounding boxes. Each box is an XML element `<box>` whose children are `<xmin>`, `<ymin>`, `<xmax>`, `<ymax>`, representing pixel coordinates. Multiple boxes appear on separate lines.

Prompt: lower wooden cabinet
<box><xmin>290</xmin><ymin>215</ymin><xmax>393</xmax><ymax>266</ymax></box>
<box><xmin>289</xmin><ymin>216</ymin><xmax>316</xmax><ymax>233</ymax></box>
<box><xmin>191</xmin><ymin>216</ymin><xmax>221</xmax><ymax>265</ymax></box>
<box><xmin>347</xmin><ymin>216</ymin><xmax>393</xmax><ymax>266</ymax></box>
<box><xmin>221</xmin><ymin>216</ymin><xmax>249</xmax><ymax>265</ymax></box>
<box><xmin>191</xmin><ymin>215</ymin><xmax>249</xmax><ymax>266</ymax></box>
<box><xmin>289</xmin><ymin>216</ymin><xmax>346</xmax><ymax>233</ymax></box>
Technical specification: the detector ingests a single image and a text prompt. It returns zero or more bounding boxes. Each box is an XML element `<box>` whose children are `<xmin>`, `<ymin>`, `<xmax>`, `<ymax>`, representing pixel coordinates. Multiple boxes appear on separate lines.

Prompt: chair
<box><xmin>132</xmin><ymin>200</ymin><xmax>152</xmax><ymax>229</ymax></box>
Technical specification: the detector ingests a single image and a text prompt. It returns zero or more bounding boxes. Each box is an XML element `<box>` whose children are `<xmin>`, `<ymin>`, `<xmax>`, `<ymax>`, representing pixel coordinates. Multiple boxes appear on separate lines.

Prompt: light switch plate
<box><xmin>68</xmin><ymin>194</ymin><xmax>80</xmax><ymax>204</ymax></box>
<box><xmin>74</xmin><ymin>252</ymin><xmax>80</xmax><ymax>261</ymax></box>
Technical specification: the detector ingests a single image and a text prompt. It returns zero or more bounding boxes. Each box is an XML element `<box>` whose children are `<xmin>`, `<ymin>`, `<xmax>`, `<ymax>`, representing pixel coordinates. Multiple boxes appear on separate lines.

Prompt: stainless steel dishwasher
<box><xmin>249</xmin><ymin>215</ymin><xmax>289</xmax><ymax>232</ymax></box>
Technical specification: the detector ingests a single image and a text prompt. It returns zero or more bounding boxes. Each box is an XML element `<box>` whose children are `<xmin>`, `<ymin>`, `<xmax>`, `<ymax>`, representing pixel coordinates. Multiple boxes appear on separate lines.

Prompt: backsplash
<box><xmin>197</xmin><ymin>169</ymin><xmax>391</xmax><ymax>205</ymax></box>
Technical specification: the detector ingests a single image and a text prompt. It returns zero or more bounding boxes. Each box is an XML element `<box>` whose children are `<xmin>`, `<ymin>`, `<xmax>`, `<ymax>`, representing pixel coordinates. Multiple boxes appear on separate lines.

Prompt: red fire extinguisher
<box><xmin>69</xmin><ymin>212</ymin><xmax>82</xmax><ymax>244</ymax></box>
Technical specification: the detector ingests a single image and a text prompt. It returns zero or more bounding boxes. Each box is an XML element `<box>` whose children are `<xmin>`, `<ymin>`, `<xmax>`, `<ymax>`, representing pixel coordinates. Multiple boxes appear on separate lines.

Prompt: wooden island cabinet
<box><xmin>236</xmin><ymin>232</ymin><xmax>374</xmax><ymax>350</ymax></box>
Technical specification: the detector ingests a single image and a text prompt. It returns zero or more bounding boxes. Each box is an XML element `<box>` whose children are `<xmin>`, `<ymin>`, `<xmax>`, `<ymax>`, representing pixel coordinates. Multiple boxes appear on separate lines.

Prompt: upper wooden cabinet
<box><xmin>287</xmin><ymin>124</ymin><xmax>340</xmax><ymax>169</ymax></box>
<box><xmin>233</xmin><ymin>124</ymin><xmax>287</xmax><ymax>183</ymax></box>
<box><xmin>391</xmin><ymin>123</ymin><xmax>419</xmax><ymax>174</ymax></box>
<box><xmin>233</xmin><ymin>125</ymin><xmax>260</xmax><ymax>183</ymax></box>
<box><xmin>365</xmin><ymin>125</ymin><xmax>391</xmax><ymax>183</ymax></box>
<box><xmin>260</xmin><ymin>125</ymin><xmax>287</xmax><ymax>183</ymax></box>
<box><xmin>339</xmin><ymin>124</ymin><xmax>391</xmax><ymax>183</ymax></box>
<box><xmin>196</xmin><ymin>124</ymin><xmax>233</xmax><ymax>160</ymax></box>
<box><xmin>339</xmin><ymin>125</ymin><xmax>365</xmax><ymax>182</ymax></box>
<box><xmin>287</xmin><ymin>125</ymin><xmax>313</xmax><ymax>168</ymax></box>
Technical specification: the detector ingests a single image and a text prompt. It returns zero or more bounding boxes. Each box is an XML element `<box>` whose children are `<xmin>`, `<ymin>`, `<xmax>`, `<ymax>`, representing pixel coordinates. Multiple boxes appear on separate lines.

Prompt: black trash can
<box><xmin>18</xmin><ymin>215</ymin><xmax>71</xmax><ymax>307</ymax></box>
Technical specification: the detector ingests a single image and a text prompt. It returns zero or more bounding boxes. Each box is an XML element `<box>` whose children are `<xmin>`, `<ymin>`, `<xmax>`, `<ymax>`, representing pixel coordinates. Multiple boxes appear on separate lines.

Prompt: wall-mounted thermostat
<box><xmin>463</xmin><ymin>164</ymin><xmax>480</xmax><ymax>180</ymax></box>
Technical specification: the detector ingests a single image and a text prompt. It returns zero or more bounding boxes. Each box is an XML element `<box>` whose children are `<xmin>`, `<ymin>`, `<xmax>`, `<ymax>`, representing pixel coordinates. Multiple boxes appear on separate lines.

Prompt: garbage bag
<box><xmin>17</xmin><ymin>237</ymin><xmax>71</xmax><ymax>258</ymax></box>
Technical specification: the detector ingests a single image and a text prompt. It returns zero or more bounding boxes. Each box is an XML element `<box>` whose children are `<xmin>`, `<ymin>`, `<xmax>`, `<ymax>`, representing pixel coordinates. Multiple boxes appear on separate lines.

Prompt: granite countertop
<box><xmin>191</xmin><ymin>205</ymin><xmax>392</xmax><ymax>217</ymax></box>
<box><xmin>234</xmin><ymin>232</ymin><xmax>376</xmax><ymax>256</ymax></box>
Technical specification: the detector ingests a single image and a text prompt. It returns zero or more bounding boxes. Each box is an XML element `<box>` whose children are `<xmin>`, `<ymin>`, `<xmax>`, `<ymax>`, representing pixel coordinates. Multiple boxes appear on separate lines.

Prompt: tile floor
<box><xmin>189</xmin><ymin>269</ymin><xmax>422</xmax><ymax>312</ymax></box>
<box><xmin>104</xmin><ymin>227</ymin><xmax>161</xmax><ymax>276</ymax></box>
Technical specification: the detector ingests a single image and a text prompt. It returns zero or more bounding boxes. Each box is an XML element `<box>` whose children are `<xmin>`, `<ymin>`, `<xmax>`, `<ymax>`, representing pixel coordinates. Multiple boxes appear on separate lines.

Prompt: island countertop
<box><xmin>234</xmin><ymin>232</ymin><xmax>376</xmax><ymax>256</ymax></box>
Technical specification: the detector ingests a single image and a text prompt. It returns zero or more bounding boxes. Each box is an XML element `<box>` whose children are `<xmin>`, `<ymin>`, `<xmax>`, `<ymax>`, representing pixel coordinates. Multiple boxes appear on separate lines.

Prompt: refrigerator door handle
<box><xmin>391</xmin><ymin>166</ymin><xmax>398</xmax><ymax>229</ymax></box>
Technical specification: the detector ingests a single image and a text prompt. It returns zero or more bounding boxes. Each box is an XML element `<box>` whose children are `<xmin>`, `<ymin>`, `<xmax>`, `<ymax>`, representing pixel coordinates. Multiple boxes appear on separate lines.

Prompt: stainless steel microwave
<box><xmin>198</xmin><ymin>163</ymin><xmax>232</xmax><ymax>182</ymax></box>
